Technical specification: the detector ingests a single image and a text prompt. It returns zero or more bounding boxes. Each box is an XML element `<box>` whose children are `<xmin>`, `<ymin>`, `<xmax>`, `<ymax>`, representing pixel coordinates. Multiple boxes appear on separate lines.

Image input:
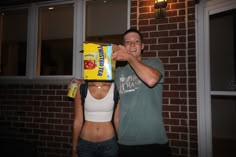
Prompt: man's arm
<box><xmin>112</xmin><ymin>45</ymin><xmax>162</xmax><ymax>87</ymax></box>
<box><xmin>127</xmin><ymin>55</ymin><xmax>162</xmax><ymax>87</ymax></box>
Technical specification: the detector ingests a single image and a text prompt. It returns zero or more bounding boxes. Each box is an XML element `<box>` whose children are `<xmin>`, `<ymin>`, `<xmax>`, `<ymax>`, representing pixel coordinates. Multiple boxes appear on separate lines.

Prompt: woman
<box><xmin>71</xmin><ymin>79</ymin><xmax>119</xmax><ymax>157</ymax></box>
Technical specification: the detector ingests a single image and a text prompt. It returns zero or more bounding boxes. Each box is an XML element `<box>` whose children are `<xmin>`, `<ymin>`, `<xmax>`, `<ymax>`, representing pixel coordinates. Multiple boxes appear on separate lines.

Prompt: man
<box><xmin>112</xmin><ymin>28</ymin><xmax>171</xmax><ymax>157</ymax></box>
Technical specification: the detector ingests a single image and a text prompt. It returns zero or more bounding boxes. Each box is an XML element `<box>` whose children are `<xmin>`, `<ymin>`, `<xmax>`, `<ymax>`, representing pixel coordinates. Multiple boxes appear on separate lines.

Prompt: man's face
<box><xmin>123</xmin><ymin>32</ymin><xmax>144</xmax><ymax>58</ymax></box>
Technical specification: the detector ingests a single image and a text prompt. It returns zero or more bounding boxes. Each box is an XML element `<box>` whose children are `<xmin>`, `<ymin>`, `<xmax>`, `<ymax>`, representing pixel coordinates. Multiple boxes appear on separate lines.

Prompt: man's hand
<box><xmin>112</xmin><ymin>45</ymin><xmax>130</xmax><ymax>61</ymax></box>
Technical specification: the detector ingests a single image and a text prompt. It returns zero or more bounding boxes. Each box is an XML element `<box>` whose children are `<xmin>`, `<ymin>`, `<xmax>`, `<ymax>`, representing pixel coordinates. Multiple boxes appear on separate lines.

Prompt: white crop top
<box><xmin>84</xmin><ymin>83</ymin><xmax>115</xmax><ymax>122</ymax></box>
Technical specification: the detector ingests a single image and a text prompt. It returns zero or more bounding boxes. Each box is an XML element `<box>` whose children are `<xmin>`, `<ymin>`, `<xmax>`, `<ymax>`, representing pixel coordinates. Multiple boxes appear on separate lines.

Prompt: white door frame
<box><xmin>196</xmin><ymin>0</ymin><xmax>236</xmax><ymax>157</ymax></box>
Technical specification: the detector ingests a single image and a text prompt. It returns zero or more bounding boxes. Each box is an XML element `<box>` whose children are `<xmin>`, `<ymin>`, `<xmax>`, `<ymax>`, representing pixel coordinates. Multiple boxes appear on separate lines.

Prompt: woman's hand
<box><xmin>72</xmin><ymin>149</ymin><xmax>78</xmax><ymax>157</ymax></box>
<box><xmin>68</xmin><ymin>78</ymin><xmax>84</xmax><ymax>89</ymax></box>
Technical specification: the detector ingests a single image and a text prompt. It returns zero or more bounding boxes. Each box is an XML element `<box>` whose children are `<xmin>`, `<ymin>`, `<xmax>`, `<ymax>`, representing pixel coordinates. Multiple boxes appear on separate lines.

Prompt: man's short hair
<box><xmin>122</xmin><ymin>28</ymin><xmax>144</xmax><ymax>43</ymax></box>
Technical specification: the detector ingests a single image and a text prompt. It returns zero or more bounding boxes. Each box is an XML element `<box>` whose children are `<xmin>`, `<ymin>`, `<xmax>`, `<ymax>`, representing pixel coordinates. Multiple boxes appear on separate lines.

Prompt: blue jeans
<box><xmin>77</xmin><ymin>137</ymin><xmax>118</xmax><ymax>157</ymax></box>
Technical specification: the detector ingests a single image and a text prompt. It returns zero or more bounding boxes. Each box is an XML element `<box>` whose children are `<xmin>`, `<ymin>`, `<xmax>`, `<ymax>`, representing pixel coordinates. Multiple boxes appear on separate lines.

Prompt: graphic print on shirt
<box><xmin>119</xmin><ymin>74</ymin><xmax>142</xmax><ymax>94</ymax></box>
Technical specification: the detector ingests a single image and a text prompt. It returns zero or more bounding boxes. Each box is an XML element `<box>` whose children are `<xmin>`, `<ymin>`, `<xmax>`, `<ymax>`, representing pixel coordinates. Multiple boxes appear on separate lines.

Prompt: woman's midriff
<box><xmin>80</xmin><ymin>121</ymin><xmax>115</xmax><ymax>142</ymax></box>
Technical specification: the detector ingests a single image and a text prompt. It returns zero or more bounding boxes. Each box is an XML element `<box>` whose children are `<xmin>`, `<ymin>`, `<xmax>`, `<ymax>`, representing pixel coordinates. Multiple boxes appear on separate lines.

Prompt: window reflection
<box><xmin>85</xmin><ymin>0</ymin><xmax>127</xmax><ymax>44</ymax></box>
<box><xmin>210</xmin><ymin>9</ymin><xmax>236</xmax><ymax>91</ymax></box>
<box><xmin>38</xmin><ymin>4</ymin><xmax>74</xmax><ymax>76</ymax></box>
<box><xmin>0</xmin><ymin>9</ymin><xmax>27</xmax><ymax>76</ymax></box>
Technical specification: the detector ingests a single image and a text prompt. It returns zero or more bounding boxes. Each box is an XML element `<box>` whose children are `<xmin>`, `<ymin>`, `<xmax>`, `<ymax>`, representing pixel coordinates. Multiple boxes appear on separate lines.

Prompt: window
<box><xmin>85</xmin><ymin>0</ymin><xmax>128</xmax><ymax>44</ymax></box>
<box><xmin>0</xmin><ymin>0</ymin><xmax>129</xmax><ymax>80</ymax></box>
<box><xmin>37</xmin><ymin>4</ymin><xmax>74</xmax><ymax>76</ymax></box>
<box><xmin>85</xmin><ymin>0</ymin><xmax>129</xmax><ymax>69</ymax></box>
<box><xmin>0</xmin><ymin>9</ymin><xmax>28</xmax><ymax>76</ymax></box>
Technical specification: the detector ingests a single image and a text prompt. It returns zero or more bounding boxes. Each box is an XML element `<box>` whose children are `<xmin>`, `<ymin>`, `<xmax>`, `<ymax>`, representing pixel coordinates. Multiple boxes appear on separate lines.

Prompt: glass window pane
<box><xmin>211</xmin><ymin>96</ymin><xmax>236</xmax><ymax>157</ymax></box>
<box><xmin>38</xmin><ymin>4</ymin><xmax>74</xmax><ymax>76</ymax></box>
<box><xmin>85</xmin><ymin>0</ymin><xmax>128</xmax><ymax>44</ymax></box>
<box><xmin>0</xmin><ymin>9</ymin><xmax>28</xmax><ymax>76</ymax></box>
<box><xmin>210</xmin><ymin>9</ymin><xmax>236</xmax><ymax>91</ymax></box>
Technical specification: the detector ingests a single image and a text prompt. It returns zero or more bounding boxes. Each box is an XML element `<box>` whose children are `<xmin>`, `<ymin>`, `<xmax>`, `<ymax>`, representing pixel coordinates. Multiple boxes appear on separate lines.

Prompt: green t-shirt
<box><xmin>115</xmin><ymin>58</ymin><xmax>168</xmax><ymax>145</ymax></box>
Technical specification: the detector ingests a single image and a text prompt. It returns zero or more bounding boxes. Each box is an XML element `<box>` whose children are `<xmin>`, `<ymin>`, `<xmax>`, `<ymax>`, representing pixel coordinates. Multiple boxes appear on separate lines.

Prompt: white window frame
<box><xmin>0</xmin><ymin>0</ymin><xmax>130</xmax><ymax>84</ymax></box>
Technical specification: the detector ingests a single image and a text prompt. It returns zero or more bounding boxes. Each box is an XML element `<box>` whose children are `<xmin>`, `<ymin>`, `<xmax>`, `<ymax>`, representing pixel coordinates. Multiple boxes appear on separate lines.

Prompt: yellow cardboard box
<box><xmin>83</xmin><ymin>42</ymin><xmax>117</xmax><ymax>80</ymax></box>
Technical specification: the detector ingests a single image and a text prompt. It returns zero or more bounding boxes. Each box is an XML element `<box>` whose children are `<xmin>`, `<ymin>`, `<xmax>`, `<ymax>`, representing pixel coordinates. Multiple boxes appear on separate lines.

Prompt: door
<box><xmin>196</xmin><ymin>0</ymin><xmax>236</xmax><ymax>157</ymax></box>
<box><xmin>210</xmin><ymin>9</ymin><xmax>236</xmax><ymax>157</ymax></box>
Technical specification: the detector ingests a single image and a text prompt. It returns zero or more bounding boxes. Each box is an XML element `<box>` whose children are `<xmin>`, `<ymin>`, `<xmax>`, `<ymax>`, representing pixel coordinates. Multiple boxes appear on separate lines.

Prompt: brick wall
<box><xmin>0</xmin><ymin>83</ymin><xmax>73</xmax><ymax>157</ymax></box>
<box><xmin>130</xmin><ymin>0</ymin><xmax>197</xmax><ymax>157</ymax></box>
<box><xmin>0</xmin><ymin>0</ymin><xmax>198</xmax><ymax>157</ymax></box>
